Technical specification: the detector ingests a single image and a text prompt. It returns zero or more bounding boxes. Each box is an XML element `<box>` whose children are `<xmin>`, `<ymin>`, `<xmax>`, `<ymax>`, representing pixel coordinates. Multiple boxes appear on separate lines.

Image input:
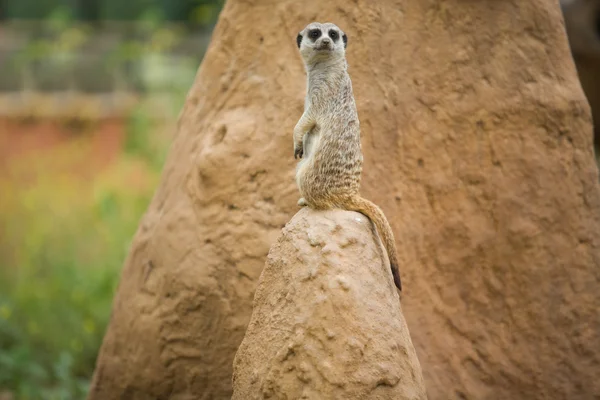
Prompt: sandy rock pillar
<box><xmin>232</xmin><ymin>208</ymin><xmax>427</xmax><ymax>400</ymax></box>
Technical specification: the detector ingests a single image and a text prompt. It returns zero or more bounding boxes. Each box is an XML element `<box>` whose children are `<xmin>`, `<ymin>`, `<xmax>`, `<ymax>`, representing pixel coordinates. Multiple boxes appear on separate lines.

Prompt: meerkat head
<box><xmin>296</xmin><ymin>22</ymin><xmax>348</xmax><ymax>65</ymax></box>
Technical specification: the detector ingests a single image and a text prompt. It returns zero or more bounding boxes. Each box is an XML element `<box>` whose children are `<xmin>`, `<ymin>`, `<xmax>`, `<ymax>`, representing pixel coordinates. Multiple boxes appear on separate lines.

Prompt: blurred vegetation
<box><xmin>3</xmin><ymin>0</ymin><xmax>225</xmax><ymax>28</ymax></box>
<box><xmin>0</xmin><ymin>105</ymin><xmax>172</xmax><ymax>399</ymax></box>
<box><xmin>0</xmin><ymin>0</ymin><xmax>223</xmax><ymax>398</ymax></box>
<box><xmin>2</xmin><ymin>4</ymin><xmax>207</xmax><ymax>96</ymax></box>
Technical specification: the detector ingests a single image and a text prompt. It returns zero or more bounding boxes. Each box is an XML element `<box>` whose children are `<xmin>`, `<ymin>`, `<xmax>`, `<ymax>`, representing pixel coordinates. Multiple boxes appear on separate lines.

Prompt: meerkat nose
<box><xmin>322</xmin><ymin>38</ymin><xmax>330</xmax><ymax>44</ymax></box>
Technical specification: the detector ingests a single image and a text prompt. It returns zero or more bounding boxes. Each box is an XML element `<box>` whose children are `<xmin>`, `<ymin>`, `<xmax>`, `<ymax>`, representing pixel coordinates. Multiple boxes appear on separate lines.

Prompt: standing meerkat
<box><xmin>293</xmin><ymin>22</ymin><xmax>402</xmax><ymax>292</ymax></box>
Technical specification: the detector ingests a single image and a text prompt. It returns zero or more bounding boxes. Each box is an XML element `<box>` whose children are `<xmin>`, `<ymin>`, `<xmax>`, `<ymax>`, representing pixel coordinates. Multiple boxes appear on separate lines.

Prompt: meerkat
<box><xmin>293</xmin><ymin>22</ymin><xmax>402</xmax><ymax>292</ymax></box>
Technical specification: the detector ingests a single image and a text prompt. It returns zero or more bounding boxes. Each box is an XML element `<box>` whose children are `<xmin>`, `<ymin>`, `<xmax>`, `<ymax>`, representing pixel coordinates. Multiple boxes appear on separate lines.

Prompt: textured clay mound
<box><xmin>89</xmin><ymin>0</ymin><xmax>600</xmax><ymax>399</ymax></box>
<box><xmin>232</xmin><ymin>208</ymin><xmax>426</xmax><ymax>400</ymax></box>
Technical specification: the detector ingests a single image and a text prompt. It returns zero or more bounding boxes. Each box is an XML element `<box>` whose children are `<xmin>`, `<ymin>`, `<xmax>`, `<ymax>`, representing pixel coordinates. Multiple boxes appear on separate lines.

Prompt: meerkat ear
<box><xmin>296</xmin><ymin>33</ymin><xmax>303</xmax><ymax>48</ymax></box>
<box><xmin>342</xmin><ymin>33</ymin><xmax>348</xmax><ymax>48</ymax></box>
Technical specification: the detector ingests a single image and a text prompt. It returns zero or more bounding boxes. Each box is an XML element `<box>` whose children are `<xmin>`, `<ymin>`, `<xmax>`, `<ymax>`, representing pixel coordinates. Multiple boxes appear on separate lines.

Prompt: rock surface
<box><xmin>88</xmin><ymin>0</ymin><xmax>600</xmax><ymax>399</ymax></box>
<box><xmin>232</xmin><ymin>208</ymin><xmax>426</xmax><ymax>400</ymax></box>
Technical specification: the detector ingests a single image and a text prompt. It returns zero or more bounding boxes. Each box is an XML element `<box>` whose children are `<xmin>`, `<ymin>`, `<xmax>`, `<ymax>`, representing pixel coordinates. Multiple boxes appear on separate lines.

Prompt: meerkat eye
<box><xmin>329</xmin><ymin>30</ymin><xmax>339</xmax><ymax>41</ymax></box>
<box><xmin>309</xmin><ymin>29</ymin><xmax>321</xmax><ymax>40</ymax></box>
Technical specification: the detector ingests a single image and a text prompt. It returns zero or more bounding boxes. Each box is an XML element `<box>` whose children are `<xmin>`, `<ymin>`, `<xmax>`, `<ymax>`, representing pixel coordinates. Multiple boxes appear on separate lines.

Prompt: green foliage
<box><xmin>124</xmin><ymin>105</ymin><xmax>171</xmax><ymax>169</ymax></box>
<box><xmin>4</xmin><ymin>0</ymin><xmax>225</xmax><ymax>26</ymax></box>
<box><xmin>0</xmin><ymin>111</ymin><xmax>170</xmax><ymax>399</ymax></box>
<box><xmin>5</xmin><ymin>0</ymin><xmax>78</xmax><ymax>20</ymax></box>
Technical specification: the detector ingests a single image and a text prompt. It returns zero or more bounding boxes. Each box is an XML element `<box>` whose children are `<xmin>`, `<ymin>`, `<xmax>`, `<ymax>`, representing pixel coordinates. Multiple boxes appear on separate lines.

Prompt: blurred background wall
<box><xmin>0</xmin><ymin>1</ymin><xmax>597</xmax><ymax>399</ymax></box>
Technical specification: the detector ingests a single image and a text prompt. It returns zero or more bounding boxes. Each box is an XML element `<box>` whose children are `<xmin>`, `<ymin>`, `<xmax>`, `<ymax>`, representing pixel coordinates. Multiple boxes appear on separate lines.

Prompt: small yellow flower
<box><xmin>0</xmin><ymin>305</ymin><xmax>11</xmax><ymax>320</ymax></box>
<box><xmin>83</xmin><ymin>319</ymin><xmax>95</xmax><ymax>334</ymax></box>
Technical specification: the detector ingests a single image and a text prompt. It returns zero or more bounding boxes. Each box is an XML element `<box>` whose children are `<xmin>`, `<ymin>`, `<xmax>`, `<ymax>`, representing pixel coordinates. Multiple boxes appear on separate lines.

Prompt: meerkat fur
<box><xmin>293</xmin><ymin>22</ymin><xmax>402</xmax><ymax>292</ymax></box>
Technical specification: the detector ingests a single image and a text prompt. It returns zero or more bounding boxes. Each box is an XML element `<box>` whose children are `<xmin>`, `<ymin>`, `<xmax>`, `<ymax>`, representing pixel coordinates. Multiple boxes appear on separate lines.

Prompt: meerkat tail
<box><xmin>346</xmin><ymin>197</ymin><xmax>402</xmax><ymax>291</ymax></box>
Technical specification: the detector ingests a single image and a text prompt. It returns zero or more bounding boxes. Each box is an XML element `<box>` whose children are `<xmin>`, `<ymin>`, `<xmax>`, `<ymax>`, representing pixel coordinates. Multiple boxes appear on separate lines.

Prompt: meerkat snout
<box><xmin>318</xmin><ymin>37</ymin><xmax>331</xmax><ymax>48</ymax></box>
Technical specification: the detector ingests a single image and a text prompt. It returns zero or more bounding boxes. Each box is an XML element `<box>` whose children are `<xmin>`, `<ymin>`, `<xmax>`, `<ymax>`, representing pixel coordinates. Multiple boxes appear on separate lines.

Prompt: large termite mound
<box><xmin>232</xmin><ymin>208</ymin><xmax>427</xmax><ymax>400</ymax></box>
<box><xmin>88</xmin><ymin>0</ymin><xmax>600</xmax><ymax>399</ymax></box>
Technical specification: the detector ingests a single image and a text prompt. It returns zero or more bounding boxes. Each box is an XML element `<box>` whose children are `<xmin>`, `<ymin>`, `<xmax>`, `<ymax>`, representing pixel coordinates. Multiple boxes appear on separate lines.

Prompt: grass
<box><xmin>0</xmin><ymin>104</ymin><xmax>173</xmax><ymax>399</ymax></box>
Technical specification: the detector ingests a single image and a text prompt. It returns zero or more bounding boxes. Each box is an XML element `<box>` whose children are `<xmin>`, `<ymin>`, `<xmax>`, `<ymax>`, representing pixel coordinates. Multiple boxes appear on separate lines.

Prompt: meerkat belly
<box><xmin>298</xmin><ymin>124</ymin><xmax>362</xmax><ymax>206</ymax></box>
<box><xmin>295</xmin><ymin>126</ymin><xmax>320</xmax><ymax>187</ymax></box>
<box><xmin>303</xmin><ymin>126</ymin><xmax>318</xmax><ymax>158</ymax></box>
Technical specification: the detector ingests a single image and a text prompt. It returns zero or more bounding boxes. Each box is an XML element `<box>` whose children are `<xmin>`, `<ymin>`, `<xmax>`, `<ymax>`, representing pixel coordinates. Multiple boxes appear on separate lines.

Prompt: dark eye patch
<box><xmin>308</xmin><ymin>29</ymin><xmax>321</xmax><ymax>40</ymax></box>
<box><xmin>328</xmin><ymin>30</ymin><xmax>339</xmax><ymax>41</ymax></box>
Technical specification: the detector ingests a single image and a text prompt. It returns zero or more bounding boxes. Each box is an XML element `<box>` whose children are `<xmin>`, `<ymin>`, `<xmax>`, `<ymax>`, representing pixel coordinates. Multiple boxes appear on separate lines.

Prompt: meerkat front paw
<box><xmin>297</xmin><ymin>197</ymin><xmax>307</xmax><ymax>207</ymax></box>
<box><xmin>294</xmin><ymin>144</ymin><xmax>303</xmax><ymax>159</ymax></box>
